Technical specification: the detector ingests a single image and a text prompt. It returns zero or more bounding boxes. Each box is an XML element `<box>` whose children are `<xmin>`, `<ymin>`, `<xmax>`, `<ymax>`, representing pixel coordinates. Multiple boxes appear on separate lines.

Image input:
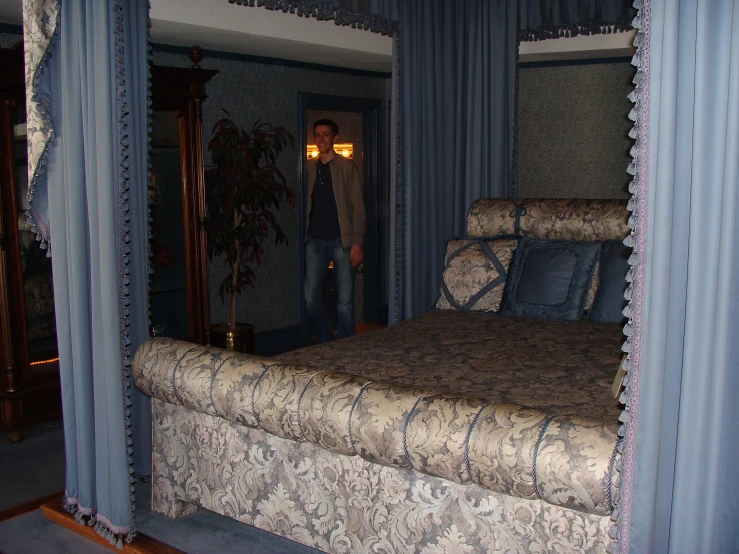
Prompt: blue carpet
<box><xmin>0</xmin><ymin>509</ymin><xmax>109</xmax><ymax>554</ymax></box>
<box><xmin>0</xmin><ymin>485</ymin><xmax>323</xmax><ymax>554</ymax></box>
<box><xmin>0</xmin><ymin>421</ymin><xmax>323</xmax><ymax>553</ymax></box>
<box><xmin>133</xmin><ymin>481</ymin><xmax>322</xmax><ymax>553</ymax></box>
<box><xmin>0</xmin><ymin>420</ymin><xmax>66</xmax><ymax>511</ymax></box>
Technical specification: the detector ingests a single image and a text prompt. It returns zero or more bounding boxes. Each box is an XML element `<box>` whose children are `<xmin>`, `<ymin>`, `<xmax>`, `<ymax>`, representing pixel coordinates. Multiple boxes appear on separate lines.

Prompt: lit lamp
<box><xmin>307</xmin><ymin>143</ymin><xmax>354</xmax><ymax>159</ymax></box>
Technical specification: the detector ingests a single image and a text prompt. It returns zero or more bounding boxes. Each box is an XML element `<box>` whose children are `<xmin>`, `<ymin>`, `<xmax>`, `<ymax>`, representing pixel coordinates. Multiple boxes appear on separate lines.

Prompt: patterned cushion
<box><xmin>501</xmin><ymin>238</ymin><xmax>600</xmax><ymax>321</ymax></box>
<box><xmin>467</xmin><ymin>198</ymin><xmax>630</xmax><ymax>241</ymax></box>
<box><xmin>435</xmin><ymin>238</ymin><xmax>519</xmax><ymax>312</ymax></box>
<box><xmin>584</xmin><ymin>260</ymin><xmax>600</xmax><ymax>313</ymax></box>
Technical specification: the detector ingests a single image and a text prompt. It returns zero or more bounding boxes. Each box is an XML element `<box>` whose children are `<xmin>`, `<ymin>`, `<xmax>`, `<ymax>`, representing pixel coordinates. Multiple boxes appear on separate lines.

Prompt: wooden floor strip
<box><xmin>41</xmin><ymin>499</ymin><xmax>184</xmax><ymax>554</ymax></box>
<box><xmin>0</xmin><ymin>491</ymin><xmax>64</xmax><ymax>523</ymax></box>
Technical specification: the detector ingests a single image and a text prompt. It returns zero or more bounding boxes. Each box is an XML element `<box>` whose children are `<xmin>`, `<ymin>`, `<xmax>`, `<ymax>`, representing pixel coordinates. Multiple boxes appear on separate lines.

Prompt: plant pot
<box><xmin>211</xmin><ymin>323</ymin><xmax>255</xmax><ymax>354</ymax></box>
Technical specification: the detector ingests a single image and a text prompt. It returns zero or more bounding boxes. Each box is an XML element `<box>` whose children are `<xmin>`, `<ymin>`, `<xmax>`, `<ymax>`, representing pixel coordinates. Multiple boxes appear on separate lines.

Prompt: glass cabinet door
<box><xmin>149</xmin><ymin>111</ymin><xmax>189</xmax><ymax>340</ymax></box>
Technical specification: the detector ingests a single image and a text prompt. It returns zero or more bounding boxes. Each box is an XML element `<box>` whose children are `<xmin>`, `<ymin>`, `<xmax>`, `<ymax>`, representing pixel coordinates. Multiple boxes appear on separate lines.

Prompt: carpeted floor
<box><xmin>0</xmin><ymin>422</ymin><xmax>321</xmax><ymax>554</ymax></box>
<box><xmin>0</xmin><ymin>420</ymin><xmax>66</xmax><ymax>511</ymax></box>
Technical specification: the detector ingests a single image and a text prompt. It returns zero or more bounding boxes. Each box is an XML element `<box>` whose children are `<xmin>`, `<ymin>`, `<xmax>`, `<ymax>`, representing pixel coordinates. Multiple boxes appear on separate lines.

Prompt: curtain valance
<box><xmin>228</xmin><ymin>0</ymin><xmax>636</xmax><ymax>43</ymax></box>
<box><xmin>519</xmin><ymin>0</ymin><xmax>637</xmax><ymax>42</ymax></box>
<box><xmin>227</xmin><ymin>0</ymin><xmax>399</xmax><ymax>36</ymax></box>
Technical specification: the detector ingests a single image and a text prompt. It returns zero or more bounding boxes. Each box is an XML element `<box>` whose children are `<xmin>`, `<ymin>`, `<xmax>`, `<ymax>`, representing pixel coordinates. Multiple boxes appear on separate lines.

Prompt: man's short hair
<box><xmin>313</xmin><ymin>119</ymin><xmax>339</xmax><ymax>136</ymax></box>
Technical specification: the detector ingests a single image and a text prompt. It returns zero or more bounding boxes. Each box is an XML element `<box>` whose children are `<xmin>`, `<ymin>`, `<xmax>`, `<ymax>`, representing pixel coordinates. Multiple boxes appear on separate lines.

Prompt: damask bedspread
<box><xmin>276</xmin><ymin>310</ymin><xmax>624</xmax><ymax>422</ymax></box>
<box><xmin>134</xmin><ymin>196</ymin><xmax>629</xmax><ymax>552</ymax></box>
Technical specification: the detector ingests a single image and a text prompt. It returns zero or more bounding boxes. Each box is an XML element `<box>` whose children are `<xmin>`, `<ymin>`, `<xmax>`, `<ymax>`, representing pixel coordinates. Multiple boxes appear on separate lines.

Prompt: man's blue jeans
<box><xmin>305</xmin><ymin>238</ymin><xmax>355</xmax><ymax>343</ymax></box>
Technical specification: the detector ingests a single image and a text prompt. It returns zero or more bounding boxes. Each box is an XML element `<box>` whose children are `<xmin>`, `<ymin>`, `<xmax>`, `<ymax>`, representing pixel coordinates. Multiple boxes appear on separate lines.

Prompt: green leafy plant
<box><xmin>205</xmin><ymin>111</ymin><xmax>295</xmax><ymax>329</ymax></box>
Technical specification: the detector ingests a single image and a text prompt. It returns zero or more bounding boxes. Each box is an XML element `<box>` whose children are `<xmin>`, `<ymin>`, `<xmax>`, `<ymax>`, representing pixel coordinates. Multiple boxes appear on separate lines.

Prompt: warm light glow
<box><xmin>307</xmin><ymin>143</ymin><xmax>354</xmax><ymax>159</ymax></box>
<box><xmin>30</xmin><ymin>357</ymin><xmax>60</xmax><ymax>366</ymax></box>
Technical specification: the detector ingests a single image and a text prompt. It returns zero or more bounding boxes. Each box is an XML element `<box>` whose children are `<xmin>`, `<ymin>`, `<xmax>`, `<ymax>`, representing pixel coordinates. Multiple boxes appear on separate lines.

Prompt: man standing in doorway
<box><xmin>305</xmin><ymin>119</ymin><xmax>365</xmax><ymax>343</ymax></box>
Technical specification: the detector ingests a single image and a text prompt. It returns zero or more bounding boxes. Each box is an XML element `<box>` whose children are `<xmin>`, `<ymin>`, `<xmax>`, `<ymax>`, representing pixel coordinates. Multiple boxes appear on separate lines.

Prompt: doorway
<box><xmin>298</xmin><ymin>93</ymin><xmax>386</xmax><ymax>342</ymax></box>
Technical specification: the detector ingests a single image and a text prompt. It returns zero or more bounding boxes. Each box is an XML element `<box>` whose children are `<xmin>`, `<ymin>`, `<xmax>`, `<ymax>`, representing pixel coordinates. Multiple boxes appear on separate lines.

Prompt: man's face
<box><xmin>314</xmin><ymin>125</ymin><xmax>337</xmax><ymax>155</ymax></box>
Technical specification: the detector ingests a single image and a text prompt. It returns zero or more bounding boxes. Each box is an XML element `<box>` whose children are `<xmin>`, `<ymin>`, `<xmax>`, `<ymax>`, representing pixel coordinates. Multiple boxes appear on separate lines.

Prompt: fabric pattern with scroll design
<box><xmin>151</xmin><ymin>402</ymin><xmax>613</xmax><ymax>553</ymax></box>
<box><xmin>518</xmin><ymin>199</ymin><xmax>630</xmax><ymax>241</ymax></box>
<box><xmin>466</xmin><ymin>198</ymin><xmax>519</xmax><ymax>237</ymax></box>
<box><xmin>278</xmin><ymin>310</ymin><xmax>624</xmax><ymax>421</ymax></box>
<box><xmin>135</xmin><ymin>334</ymin><xmax>619</xmax><ymax>515</ymax></box>
<box><xmin>435</xmin><ymin>239</ymin><xmax>519</xmax><ymax>313</ymax></box>
<box><xmin>466</xmin><ymin>198</ymin><xmax>629</xmax><ymax>242</ymax></box>
<box><xmin>22</xmin><ymin>0</ymin><xmax>60</xmax><ymax>247</ymax></box>
<box><xmin>585</xmin><ymin>260</ymin><xmax>600</xmax><ymax>313</ymax></box>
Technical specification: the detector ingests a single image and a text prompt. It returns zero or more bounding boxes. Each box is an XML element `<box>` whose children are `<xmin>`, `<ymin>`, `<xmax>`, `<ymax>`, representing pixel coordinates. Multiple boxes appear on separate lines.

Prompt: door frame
<box><xmin>297</xmin><ymin>93</ymin><xmax>385</xmax><ymax>341</ymax></box>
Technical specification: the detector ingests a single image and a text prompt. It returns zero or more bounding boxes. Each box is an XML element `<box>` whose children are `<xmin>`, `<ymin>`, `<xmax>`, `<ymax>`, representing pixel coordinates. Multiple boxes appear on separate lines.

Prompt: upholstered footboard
<box><xmin>135</xmin><ymin>338</ymin><xmax>618</xmax><ymax>553</ymax></box>
<box><xmin>151</xmin><ymin>400</ymin><xmax>612</xmax><ymax>553</ymax></box>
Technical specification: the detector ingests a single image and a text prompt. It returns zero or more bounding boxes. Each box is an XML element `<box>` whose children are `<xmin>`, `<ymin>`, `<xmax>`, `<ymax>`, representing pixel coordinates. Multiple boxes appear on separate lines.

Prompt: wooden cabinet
<box><xmin>0</xmin><ymin>46</ymin><xmax>216</xmax><ymax>442</ymax></box>
<box><xmin>0</xmin><ymin>46</ymin><xmax>61</xmax><ymax>442</ymax></box>
<box><xmin>150</xmin><ymin>47</ymin><xmax>217</xmax><ymax>346</ymax></box>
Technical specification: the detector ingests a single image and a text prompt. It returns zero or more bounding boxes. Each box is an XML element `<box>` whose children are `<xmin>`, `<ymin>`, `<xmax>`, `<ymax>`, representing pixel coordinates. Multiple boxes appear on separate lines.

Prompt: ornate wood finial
<box><xmin>189</xmin><ymin>46</ymin><xmax>203</xmax><ymax>69</ymax></box>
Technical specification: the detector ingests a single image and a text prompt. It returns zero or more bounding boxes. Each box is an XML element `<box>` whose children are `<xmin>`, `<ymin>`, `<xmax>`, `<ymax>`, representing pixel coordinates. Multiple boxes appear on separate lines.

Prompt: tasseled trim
<box><xmin>519</xmin><ymin>21</ymin><xmax>634</xmax><ymax>43</ymax></box>
<box><xmin>608</xmin><ymin>1</ymin><xmax>651</xmax><ymax>553</ymax></box>
<box><xmin>392</xmin><ymin>28</ymin><xmax>403</xmax><ymax>322</ymax></box>
<box><xmin>64</xmin><ymin>494</ymin><xmax>137</xmax><ymax>548</ymax></box>
<box><xmin>112</xmin><ymin>0</ymin><xmax>153</xmax><ymax>542</ymax></box>
<box><xmin>228</xmin><ymin>0</ymin><xmax>398</xmax><ymax>36</ymax></box>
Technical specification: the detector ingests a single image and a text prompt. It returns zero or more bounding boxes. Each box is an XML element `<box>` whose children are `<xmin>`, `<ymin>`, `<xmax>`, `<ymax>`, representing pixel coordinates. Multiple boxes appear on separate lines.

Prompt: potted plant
<box><xmin>205</xmin><ymin>111</ymin><xmax>295</xmax><ymax>352</ymax></box>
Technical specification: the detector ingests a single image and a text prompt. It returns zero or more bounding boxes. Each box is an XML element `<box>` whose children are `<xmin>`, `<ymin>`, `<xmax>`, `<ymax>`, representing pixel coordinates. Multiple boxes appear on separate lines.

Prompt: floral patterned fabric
<box><xmin>435</xmin><ymin>239</ymin><xmax>518</xmax><ymax>312</ymax></box>
<box><xmin>464</xmin><ymin>199</ymin><xmax>628</xmax><ymax>318</ymax></box>
<box><xmin>467</xmin><ymin>198</ymin><xmax>630</xmax><ymax>242</ymax></box>
<box><xmin>135</xmin><ymin>309</ymin><xmax>622</xmax><ymax>552</ymax></box>
<box><xmin>151</xmin><ymin>400</ymin><xmax>613</xmax><ymax>554</ymax></box>
<box><xmin>23</xmin><ymin>0</ymin><xmax>60</xmax><ymax>246</ymax></box>
<box><xmin>134</xmin><ymin>320</ymin><xmax>620</xmax><ymax>515</ymax></box>
<box><xmin>134</xmin><ymin>196</ymin><xmax>627</xmax><ymax>552</ymax></box>
<box><xmin>585</xmin><ymin>260</ymin><xmax>601</xmax><ymax>313</ymax></box>
<box><xmin>278</xmin><ymin>311</ymin><xmax>623</xmax><ymax>421</ymax></box>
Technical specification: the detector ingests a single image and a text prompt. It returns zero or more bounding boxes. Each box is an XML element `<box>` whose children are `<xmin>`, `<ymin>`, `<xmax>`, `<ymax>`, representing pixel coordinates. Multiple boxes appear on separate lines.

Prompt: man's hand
<box><xmin>350</xmin><ymin>245</ymin><xmax>363</xmax><ymax>268</ymax></box>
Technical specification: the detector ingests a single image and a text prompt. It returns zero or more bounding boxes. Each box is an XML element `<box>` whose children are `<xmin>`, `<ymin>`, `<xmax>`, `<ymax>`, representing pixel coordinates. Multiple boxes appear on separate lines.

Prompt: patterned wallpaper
<box><xmin>152</xmin><ymin>51</ymin><xmax>390</xmax><ymax>333</ymax></box>
<box><xmin>517</xmin><ymin>61</ymin><xmax>636</xmax><ymax>199</ymax></box>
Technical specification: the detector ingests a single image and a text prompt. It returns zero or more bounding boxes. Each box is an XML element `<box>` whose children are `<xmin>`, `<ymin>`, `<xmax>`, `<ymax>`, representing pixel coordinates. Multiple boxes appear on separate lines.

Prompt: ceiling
<box><xmin>0</xmin><ymin>0</ymin><xmax>394</xmax><ymax>72</ymax></box>
<box><xmin>0</xmin><ymin>0</ymin><xmax>634</xmax><ymax>70</ymax></box>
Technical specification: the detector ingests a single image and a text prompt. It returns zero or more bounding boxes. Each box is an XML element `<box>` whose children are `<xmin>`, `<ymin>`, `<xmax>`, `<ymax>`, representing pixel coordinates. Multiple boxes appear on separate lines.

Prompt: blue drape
<box><xmin>230</xmin><ymin>1</ymin><xmax>516</xmax><ymax>324</ymax></box>
<box><xmin>518</xmin><ymin>0</ymin><xmax>636</xmax><ymax>41</ymax></box>
<box><xmin>30</xmin><ymin>0</ymin><xmax>151</xmax><ymax>543</ymax></box>
<box><xmin>393</xmin><ymin>0</ymin><xmax>517</xmax><ymax>321</ymax></box>
<box><xmin>619</xmin><ymin>1</ymin><xmax>739</xmax><ymax>552</ymax></box>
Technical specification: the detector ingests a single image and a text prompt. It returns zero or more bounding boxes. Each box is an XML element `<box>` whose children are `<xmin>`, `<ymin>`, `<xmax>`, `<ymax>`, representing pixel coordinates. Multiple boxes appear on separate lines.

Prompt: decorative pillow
<box><xmin>435</xmin><ymin>238</ymin><xmax>520</xmax><ymax>312</ymax></box>
<box><xmin>590</xmin><ymin>240</ymin><xmax>632</xmax><ymax>323</ymax></box>
<box><xmin>584</xmin><ymin>260</ymin><xmax>600</xmax><ymax>313</ymax></box>
<box><xmin>501</xmin><ymin>237</ymin><xmax>600</xmax><ymax>321</ymax></box>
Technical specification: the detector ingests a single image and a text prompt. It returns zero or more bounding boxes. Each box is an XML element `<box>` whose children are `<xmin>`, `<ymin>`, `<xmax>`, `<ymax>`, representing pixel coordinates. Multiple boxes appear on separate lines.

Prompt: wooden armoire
<box><xmin>0</xmin><ymin>45</ymin><xmax>216</xmax><ymax>442</ymax></box>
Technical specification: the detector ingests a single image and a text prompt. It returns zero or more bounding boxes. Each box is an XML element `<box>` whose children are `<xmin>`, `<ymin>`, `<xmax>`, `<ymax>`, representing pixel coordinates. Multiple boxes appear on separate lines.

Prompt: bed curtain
<box><xmin>617</xmin><ymin>1</ymin><xmax>739</xmax><ymax>552</ymax></box>
<box><xmin>23</xmin><ymin>0</ymin><xmax>151</xmax><ymax>544</ymax></box>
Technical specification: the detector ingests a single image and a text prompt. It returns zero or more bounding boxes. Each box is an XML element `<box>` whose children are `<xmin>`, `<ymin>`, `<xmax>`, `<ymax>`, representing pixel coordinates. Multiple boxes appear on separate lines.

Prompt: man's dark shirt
<box><xmin>308</xmin><ymin>159</ymin><xmax>342</xmax><ymax>239</ymax></box>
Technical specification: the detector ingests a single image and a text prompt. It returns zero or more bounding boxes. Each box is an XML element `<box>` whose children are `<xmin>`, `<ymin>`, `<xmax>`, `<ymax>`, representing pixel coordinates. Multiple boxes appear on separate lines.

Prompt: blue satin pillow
<box><xmin>501</xmin><ymin>237</ymin><xmax>600</xmax><ymax>321</ymax></box>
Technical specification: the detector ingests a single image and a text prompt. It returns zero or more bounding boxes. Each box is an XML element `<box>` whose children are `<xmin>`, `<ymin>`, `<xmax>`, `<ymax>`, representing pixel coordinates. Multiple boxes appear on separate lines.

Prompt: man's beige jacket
<box><xmin>306</xmin><ymin>153</ymin><xmax>366</xmax><ymax>248</ymax></box>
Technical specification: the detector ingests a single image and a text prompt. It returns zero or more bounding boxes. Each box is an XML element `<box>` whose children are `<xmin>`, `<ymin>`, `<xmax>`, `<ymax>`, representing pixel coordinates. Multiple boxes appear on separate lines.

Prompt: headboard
<box><xmin>466</xmin><ymin>198</ymin><xmax>630</xmax><ymax>241</ymax></box>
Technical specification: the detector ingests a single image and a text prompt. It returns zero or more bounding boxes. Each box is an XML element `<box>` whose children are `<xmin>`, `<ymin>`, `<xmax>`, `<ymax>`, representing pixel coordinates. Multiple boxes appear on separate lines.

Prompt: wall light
<box><xmin>307</xmin><ymin>143</ymin><xmax>354</xmax><ymax>159</ymax></box>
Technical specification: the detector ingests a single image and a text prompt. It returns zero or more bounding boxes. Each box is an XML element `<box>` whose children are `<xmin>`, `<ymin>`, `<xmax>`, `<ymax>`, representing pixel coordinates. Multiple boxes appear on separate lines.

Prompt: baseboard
<box><xmin>0</xmin><ymin>491</ymin><xmax>64</xmax><ymax>523</ymax></box>
<box><xmin>253</xmin><ymin>324</ymin><xmax>305</xmax><ymax>356</ymax></box>
<box><xmin>41</xmin><ymin>499</ymin><xmax>184</xmax><ymax>554</ymax></box>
